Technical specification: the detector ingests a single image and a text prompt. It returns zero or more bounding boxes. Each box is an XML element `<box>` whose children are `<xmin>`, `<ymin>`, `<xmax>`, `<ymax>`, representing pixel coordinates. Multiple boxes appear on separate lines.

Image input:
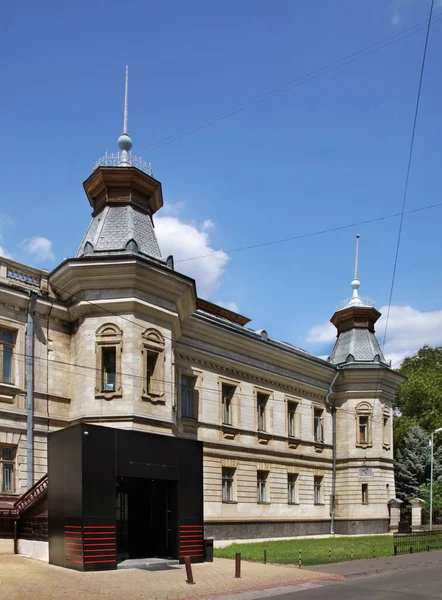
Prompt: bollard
<box><xmin>298</xmin><ymin>549</ymin><xmax>302</xmax><ymax>568</ymax></box>
<box><xmin>372</xmin><ymin>545</ymin><xmax>376</xmax><ymax>559</ymax></box>
<box><xmin>264</xmin><ymin>549</ymin><xmax>267</xmax><ymax>564</ymax></box>
<box><xmin>351</xmin><ymin>544</ymin><xmax>354</xmax><ymax>560</ymax></box>
<box><xmin>183</xmin><ymin>556</ymin><xmax>195</xmax><ymax>585</ymax></box>
<box><xmin>394</xmin><ymin>545</ymin><xmax>397</xmax><ymax>556</ymax></box>
<box><xmin>328</xmin><ymin>547</ymin><xmax>331</xmax><ymax>563</ymax></box>
<box><xmin>235</xmin><ymin>553</ymin><xmax>241</xmax><ymax>578</ymax></box>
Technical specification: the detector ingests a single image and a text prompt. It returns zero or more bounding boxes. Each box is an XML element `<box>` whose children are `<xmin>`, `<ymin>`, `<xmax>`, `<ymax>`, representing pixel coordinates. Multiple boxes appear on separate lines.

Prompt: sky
<box><xmin>1</xmin><ymin>0</ymin><xmax>442</xmax><ymax>367</ymax></box>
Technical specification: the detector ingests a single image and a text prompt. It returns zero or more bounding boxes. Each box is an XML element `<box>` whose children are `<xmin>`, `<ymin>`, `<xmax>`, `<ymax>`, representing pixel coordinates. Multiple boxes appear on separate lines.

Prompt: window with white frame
<box><xmin>356</xmin><ymin>402</ymin><xmax>372</xmax><ymax>446</ymax></box>
<box><xmin>0</xmin><ymin>446</ymin><xmax>16</xmax><ymax>493</ymax></box>
<box><xmin>257</xmin><ymin>393</ymin><xmax>268</xmax><ymax>432</ymax></box>
<box><xmin>0</xmin><ymin>328</ymin><xmax>15</xmax><ymax>384</ymax></box>
<box><xmin>313</xmin><ymin>408</ymin><xmax>324</xmax><ymax>443</ymax></box>
<box><xmin>222</xmin><ymin>383</ymin><xmax>235</xmax><ymax>426</ymax></box>
<box><xmin>287</xmin><ymin>401</ymin><xmax>298</xmax><ymax>438</ymax></box>
<box><xmin>222</xmin><ymin>467</ymin><xmax>235</xmax><ymax>502</ymax></box>
<box><xmin>257</xmin><ymin>470</ymin><xmax>268</xmax><ymax>503</ymax></box>
<box><xmin>288</xmin><ymin>473</ymin><xmax>298</xmax><ymax>504</ymax></box>
<box><xmin>314</xmin><ymin>476</ymin><xmax>323</xmax><ymax>505</ymax></box>
<box><xmin>181</xmin><ymin>375</ymin><xmax>197</xmax><ymax>419</ymax></box>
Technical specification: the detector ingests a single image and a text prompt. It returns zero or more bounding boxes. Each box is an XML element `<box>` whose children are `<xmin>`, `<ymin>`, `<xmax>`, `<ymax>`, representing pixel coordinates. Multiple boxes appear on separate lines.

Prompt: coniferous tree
<box><xmin>395</xmin><ymin>426</ymin><xmax>442</xmax><ymax>502</ymax></box>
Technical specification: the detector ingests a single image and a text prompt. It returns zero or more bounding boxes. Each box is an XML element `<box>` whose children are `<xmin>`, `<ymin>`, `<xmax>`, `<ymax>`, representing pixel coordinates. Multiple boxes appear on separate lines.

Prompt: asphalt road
<box><xmin>255</xmin><ymin>554</ymin><xmax>442</xmax><ymax>600</ymax></box>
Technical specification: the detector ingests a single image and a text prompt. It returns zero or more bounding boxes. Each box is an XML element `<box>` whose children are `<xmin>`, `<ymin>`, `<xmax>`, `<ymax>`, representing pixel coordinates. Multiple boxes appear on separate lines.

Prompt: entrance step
<box><xmin>117</xmin><ymin>558</ymin><xmax>179</xmax><ymax>571</ymax></box>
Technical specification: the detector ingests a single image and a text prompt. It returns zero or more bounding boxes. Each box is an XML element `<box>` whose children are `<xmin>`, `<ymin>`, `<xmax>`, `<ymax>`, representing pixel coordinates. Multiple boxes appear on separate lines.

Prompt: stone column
<box><xmin>388</xmin><ymin>498</ymin><xmax>403</xmax><ymax>531</ymax></box>
<box><xmin>411</xmin><ymin>498</ymin><xmax>424</xmax><ymax>530</ymax></box>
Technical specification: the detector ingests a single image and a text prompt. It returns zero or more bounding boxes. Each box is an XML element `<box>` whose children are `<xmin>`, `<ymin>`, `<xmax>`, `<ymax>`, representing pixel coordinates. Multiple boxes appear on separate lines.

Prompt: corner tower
<box><xmin>329</xmin><ymin>235</ymin><xmax>389</xmax><ymax>366</ymax></box>
<box><xmin>76</xmin><ymin>66</ymin><xmax>164</xmax><ymax>261</ymax></box>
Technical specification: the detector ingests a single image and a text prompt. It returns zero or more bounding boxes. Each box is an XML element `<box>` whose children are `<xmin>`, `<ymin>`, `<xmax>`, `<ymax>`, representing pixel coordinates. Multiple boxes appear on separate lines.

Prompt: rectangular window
<box><xmin>383</xmin><ymin>415</ymin><xmax>391</xmax><ymax>447</ymax></box>
<box><xmin>362</xmin><ymin>483</ymin><xmax>369</xmax><ymax>505</ymax></box>
<box><xmin>0</xmin><ymin>446</ymin><xmax>16</xmax><ymax>493</ymax></box>
<box><xmin>222</xmin><ymin>383</ymin><xmax>235</xmax><ymax>425</ymax></box>
<box><xmin>222</xmin><ymin>468</ymin><xmax>235</xmax><ymax>502</ymax></box>
<box><xmin>288</xmin><ymin>402</ymin><xmax>297</xmax><ymax>438</ymax></box>
<box><xmin>0</xmin><ymin>328</ymin><xmax>15</xmax><ymax>384</ymax></box>
<box><xmin>314</xmin><ymin>476</ymin><xmax>322</xmax><ymax>505</ymax></box>
<box><xmin>257</xmin><ymin>393</ymin><xmax>268</xmax><ymax>431</ymax></box>
<box><xmin>146</xmin><ymin>352</ymin><xmax>158</xmax><ymax>394</ymax></box>
<box><xmin>257</xmin><ymin>470</ymin><xmax>268</xmax><ymax>503</ymax></box>
<box><xmin>181</xmin><ymin>375</ymin><xmax>197</xmax><ymax>418</ymax></box>
<box><xmin>101</xmin><ymin>347</ymin><xmax>116</xmax><ymax>392</ymax></box>
<box><xmin>358</xmin><ymin>416</ymin><xmax>370</xmax><ymax>444</ymax></box>
<box><xmin>314</xmin><ymin>408</ymin><xmax>324</xmax><ymax>443</ymax></box>
<box><xmin>288</xmin><ymin>473</ymin><xmax>298</xmax><ymax>504</ymax></box>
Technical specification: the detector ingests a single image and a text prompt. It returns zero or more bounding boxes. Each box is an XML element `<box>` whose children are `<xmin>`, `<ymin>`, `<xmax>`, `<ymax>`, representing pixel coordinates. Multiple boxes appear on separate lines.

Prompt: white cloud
<box><xmin>202</xmin><ymin>219</ymin><xmax>215</xmax><ymax>231</ymax></box>
<box><xmin>155</xmin><ymin>216</ymin><xmax>229</xmax><ymax>298</ymax></box>
<box><xmin>161</xmin><ymin>201</ymin><xmax>186</xmax><ymax>217</ymax></box>
<box><xmin>0</xmin><ymin>246</ymin><xmax>12</xmax><ymax>259</ymax></box>
<box><xmin>21</xmin><ymin>237</ymin><xmax>55</xmax><ymax>261</ymax></box>
<box><xmin>216</xmin><ymin>300</ymin><xmax>239</xmax><ymax>313</ymax></box>
<box><xmin>306</xmin><ymin>305</ymin><xmax>442</xmax><ymax>369</ymax></box>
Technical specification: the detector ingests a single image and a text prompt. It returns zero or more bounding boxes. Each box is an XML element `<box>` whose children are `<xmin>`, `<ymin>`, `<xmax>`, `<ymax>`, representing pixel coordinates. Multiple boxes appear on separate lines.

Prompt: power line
<box><xmin>1</xmin><ymin>12</ymin><xmax>441</xmax><ymax>225</ymax></box>
<box><xmin>174</xmin><ymin>200</ymin><xmax>442</xmax><ymax>264</ymax></box>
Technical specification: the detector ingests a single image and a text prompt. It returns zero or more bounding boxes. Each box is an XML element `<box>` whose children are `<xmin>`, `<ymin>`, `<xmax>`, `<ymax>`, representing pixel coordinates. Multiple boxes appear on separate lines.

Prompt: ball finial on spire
<box><xmin>118</xmin><ymin>66</ymin><xmax>133</xmax><ymax>159</ymax></box>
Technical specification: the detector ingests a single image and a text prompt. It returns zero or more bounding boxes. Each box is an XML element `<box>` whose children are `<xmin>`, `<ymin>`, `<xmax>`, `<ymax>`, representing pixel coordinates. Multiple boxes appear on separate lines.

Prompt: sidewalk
<box><xmin>307</xmin><ymin>548</ymin><xmax>442</xmax><ymax>578</ymax></box>
<box><xmin>0</xmin><ymin>555</ymin><xmax>342</xmax><ymax>600</ymax></box>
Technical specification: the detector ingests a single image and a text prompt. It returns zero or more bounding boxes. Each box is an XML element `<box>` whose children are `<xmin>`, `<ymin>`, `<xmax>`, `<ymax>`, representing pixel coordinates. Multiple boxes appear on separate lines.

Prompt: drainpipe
<box><xmin>325</xmin><ymin>368</ymin><xmax>341</xmax><ymax>535</ymax></box>
<box><xmin>26</xmin><ymin>291</ymin><xmax>37</xmax><ymax>490</ymax></box>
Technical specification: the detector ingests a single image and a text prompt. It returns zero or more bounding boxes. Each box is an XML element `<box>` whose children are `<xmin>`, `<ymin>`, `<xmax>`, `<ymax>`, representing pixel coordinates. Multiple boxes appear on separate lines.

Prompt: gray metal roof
<box><xmin>329</xmin><ymin>328</ymin><xmax>390</xmax><ymax>366</ymax></box>
<box><xmin>76</xmin><ymin>205</ymin><xmax>162</xmax><ymax>260</ymax></box>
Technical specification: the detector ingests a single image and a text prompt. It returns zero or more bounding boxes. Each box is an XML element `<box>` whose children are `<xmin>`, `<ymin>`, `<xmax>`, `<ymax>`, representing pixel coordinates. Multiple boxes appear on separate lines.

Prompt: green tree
<box><xmin>395</xmin><ymin>427</ymin><xmax>442</xmax><ymax>503</ymax></box>
<box><xmin>394</xmin><ymin>346</ymin><xmax>442</xmax><ymax>452</ymax></box>
<box><xmin>419</xmin><ymin>481</ymin><xmax>442</xmax><ymax>512</ymax></box>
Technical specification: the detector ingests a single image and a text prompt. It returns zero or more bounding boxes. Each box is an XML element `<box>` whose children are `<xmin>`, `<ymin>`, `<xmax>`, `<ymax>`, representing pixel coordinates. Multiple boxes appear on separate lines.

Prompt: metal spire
<box><xmin>117</xmin><ymin>65</ymin><xmax>133</xmax><ymax>166</ymax></box>
<box><xmin>350</xmin><ymin>234</ymin><xmax>362</xmax><ymax>304</ymax></box>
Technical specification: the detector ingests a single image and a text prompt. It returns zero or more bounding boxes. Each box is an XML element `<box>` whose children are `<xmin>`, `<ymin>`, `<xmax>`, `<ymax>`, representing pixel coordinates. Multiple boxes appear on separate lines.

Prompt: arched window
<box><xmin>141</xmin><ymin>328</ymin><xmax>165</xmax><ymax>400</ymax></box>
<box><xmin>382</xmin><ymin>405</ymin><xmax>391</xmax><ymax>449</ymax></box>
<box><xmin>355</xmin><ymin>402</ymin><xmax>372</xmax><ymax>447</ymax></box>
<box><xmin>95</xmin><ymin>323</ymin><xmax>123</xmax><ymax>398</ymax></box>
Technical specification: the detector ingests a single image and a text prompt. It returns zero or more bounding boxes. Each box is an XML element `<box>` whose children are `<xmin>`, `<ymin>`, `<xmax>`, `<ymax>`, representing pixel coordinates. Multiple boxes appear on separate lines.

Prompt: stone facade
<box><xmin>0</xmin><ymin>162</ymin><xmax>403</xmax><ymax>541</ymax></box>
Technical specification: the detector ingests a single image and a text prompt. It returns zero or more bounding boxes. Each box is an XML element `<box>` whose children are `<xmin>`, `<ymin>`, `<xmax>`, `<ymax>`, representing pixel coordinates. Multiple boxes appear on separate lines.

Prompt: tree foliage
<box><xmin>395</xmin><ymin>426</ymin><xmax>442</xmax><ymax>503</ymax></box>
<box><xmin>394</xmin><ymin>346</ymin><xmax>442</xmax><ymax>453</ymax></box>
<box><xmin>419</xmin><ymin>481</ymin><xmax>442</xmax><ymax>512</ymax></box>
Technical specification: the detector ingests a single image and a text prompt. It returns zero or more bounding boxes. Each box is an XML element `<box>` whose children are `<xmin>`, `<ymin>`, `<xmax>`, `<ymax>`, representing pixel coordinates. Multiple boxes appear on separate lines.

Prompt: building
<box><xmin>0</xmin><ymin>70</ymin><xmax>403</xmax><ymax>567</ymax></box>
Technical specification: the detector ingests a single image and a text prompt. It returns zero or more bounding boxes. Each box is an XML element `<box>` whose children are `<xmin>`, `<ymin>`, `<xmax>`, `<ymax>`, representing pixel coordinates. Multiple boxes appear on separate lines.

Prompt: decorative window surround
<box><xmin>141</xmin><ymin>328</ymin><xmax>165</xmax><ymax>403</ymax></box>
<box><xmin>356</xmin><ymin>402</ymin><xmax>373</xmax><ymax>448</ymax></box>
<box><xmin>95</xmin><ymin>323</ymin><xmax>123</xmax><ymax>400</ymax></box>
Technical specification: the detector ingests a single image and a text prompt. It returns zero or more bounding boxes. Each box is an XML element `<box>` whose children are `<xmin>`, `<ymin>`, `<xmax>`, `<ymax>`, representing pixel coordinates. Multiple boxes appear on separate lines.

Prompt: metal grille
<box><xmin>394</xmin><ymin>530</ymin><xmax>442</xmax><ymax>555</ymax></box>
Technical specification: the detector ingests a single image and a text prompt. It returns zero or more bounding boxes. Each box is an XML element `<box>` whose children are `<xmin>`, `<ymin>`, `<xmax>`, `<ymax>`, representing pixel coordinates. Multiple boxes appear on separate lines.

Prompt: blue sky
<box><xmin>1</xmin><ymin>0</ymin><xmax>442</xmax><ymax>365</ymax></box>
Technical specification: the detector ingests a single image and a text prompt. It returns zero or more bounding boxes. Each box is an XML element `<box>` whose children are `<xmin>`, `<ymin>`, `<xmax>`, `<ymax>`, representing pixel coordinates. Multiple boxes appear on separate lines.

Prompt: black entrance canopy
<box><xmin>48</xmin><ymin>423</ymin><xmax>204</xmax><ymax>571</ymax></box>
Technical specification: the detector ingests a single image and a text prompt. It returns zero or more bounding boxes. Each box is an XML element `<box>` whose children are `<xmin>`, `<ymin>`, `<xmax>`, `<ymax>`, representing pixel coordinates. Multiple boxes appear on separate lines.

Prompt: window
<box><xmin>181</xmin><ymin>375</ymin><xmax>197</xmax><ymax>419</ymax></box>
<box><xmin>362</xmin><ymin>483</ymin><xmax>369</xmax><ymax>505</ymax></box>
<box><xmin>257</xmin><ymin>470</ymin><xmax>268</xmax><ymax>503</ymax></box>
<box><xmin>257</xmin><ymin>393</ymin><xmax>268</xmax><ymax>431</ymax></box>
<box><xmin>314</xmin><ymin>476</ymin><xmax>322</xmax><ymax>505</ymax></box>
<box><xmin>287</xmin><ymin>402</ymin><xmax>297</xmax><ymax>438</ymax></box>
<box><xmin>288</xmin><ymin>473</ymin><xmax>298</xmax><ymax>504</ymax></box>
<box><xmin>0</xmin><ymin>446</ymin><xmax>16</xmax><ymax>493</ymax></box>
<box><xmin>142</xmin><ymin>329</ymin><xmax>165</xmax><ymax>398</ymax></box>
<box><xmin>358</xmin><ymin>416</ymin><xmax>369</xmax><ymax>444</ymax></box>
<box><xmin>356</xmin><ymin>402</ymin><xmax>372</xmax><ymax>446</ymax></box>
<box><xmin>95</xmin><ymin>323</ymin><xmax>123</xmax><ymax>397</ymax></box>
<box><xmin>101</xmin><ymin>346</ymin><xmax>116</xmax><ymax>392</ymax></box>
<box><xmin>222</xmin><ymin>468</ymin><xmax>235</xmax><ymax>502</ymax></box>
<box><xmin>383</xmin><ymin>407</ymin><xmax>391</xmax><ymax>448</ymax></box>
<box><xmin>0</xmin><ymin>328</ymin><xmax>15</xmax><ymax>384</ymax></box>
<box><xmin>222</xmin><ymin>383</ymin><xmax>235</xmax><ymax>425</ymax></box>
<box><xmin>313</xmin><ymin>408</ymin><xmax>324</xmax><ymax>443</ymax></box>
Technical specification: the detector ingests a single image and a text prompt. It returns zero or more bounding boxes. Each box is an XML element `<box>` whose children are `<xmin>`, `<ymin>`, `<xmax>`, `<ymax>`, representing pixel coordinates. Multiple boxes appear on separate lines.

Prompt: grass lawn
<box><xmin>214</xmin><ymin>535</ymin><xmax>395</xmax><ymax>566</ymax></box>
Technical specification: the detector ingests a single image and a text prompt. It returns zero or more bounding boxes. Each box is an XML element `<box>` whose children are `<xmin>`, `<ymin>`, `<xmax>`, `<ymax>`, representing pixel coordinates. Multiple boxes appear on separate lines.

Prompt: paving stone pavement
<box><xmin>0</xmin><ymin>555</ymin><xmax>341</xmax><ymax>600</ymax></box>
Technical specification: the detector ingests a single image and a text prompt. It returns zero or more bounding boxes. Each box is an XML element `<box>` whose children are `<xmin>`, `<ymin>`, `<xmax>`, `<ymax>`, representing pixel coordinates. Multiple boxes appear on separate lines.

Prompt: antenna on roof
<box><xmin>351</xmin><ymin>234</ymin><xmax>361</xmax><ymax>299</ymax></box>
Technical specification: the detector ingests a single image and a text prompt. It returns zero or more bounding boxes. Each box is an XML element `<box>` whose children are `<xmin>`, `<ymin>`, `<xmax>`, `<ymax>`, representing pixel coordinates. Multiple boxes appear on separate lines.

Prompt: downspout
<box><xmin>26</xmin><ymin>291</ymin><xmax>37</xmax><ymax>489</ymax></box>
<box><xmin>325</xmin><ymin>368</ymin><xmax>341</xmax><ymax>535</ymax></box>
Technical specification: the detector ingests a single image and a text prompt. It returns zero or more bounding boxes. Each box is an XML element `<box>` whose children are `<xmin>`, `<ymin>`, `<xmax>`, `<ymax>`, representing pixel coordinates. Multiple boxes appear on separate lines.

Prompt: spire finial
<box><xmin>351</xmin><ymin>234</ymin><xmax>361</xmax><ymax>299</ymax></box>
<box><xmin>118</xmin><ymin>65</ymin><xmax>133</xmax><ymax>165</ymax></box>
